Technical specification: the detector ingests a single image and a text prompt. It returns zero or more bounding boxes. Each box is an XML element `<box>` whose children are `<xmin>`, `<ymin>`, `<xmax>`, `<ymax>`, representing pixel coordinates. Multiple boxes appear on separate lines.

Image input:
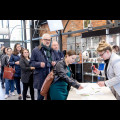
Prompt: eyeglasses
<box><xmin>43</xmin><ymin>39</ymin><xmax>51</xmax><ymax>42</ymax></box>
<box><xmin>99</xmin><ymin>51</ymin><xmax>106</xmax><ymax>57</ymax></box>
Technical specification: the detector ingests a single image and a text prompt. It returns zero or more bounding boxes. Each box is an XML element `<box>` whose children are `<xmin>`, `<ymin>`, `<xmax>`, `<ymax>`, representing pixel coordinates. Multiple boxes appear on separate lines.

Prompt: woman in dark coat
<box><xmin>20</xmin><ymin>49</ymin><xmax>35</xmax><ymax>100</ymax></box>
<box><xmin>9</xmin><ymin>43</ymin><xmax>23</xmax><ymax>100</ymax></box>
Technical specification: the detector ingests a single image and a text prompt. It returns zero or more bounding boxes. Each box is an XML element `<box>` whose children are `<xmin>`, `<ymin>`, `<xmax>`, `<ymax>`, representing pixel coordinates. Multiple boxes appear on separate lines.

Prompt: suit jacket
<box><xmin>30</xmin><ymin>47</ymin><xmax>58</xmax><ymax>90</ymax></box>
<box><xmin>20</xmin><ymin>57</ymin><xmax>33</xmax><ymax>83</ymax></box>
<box><xmin>104</xmin><ymin>52</ymin><xmax>120</xmax><ymax>96</ymax></box>
<box><xmin>53</xmin><ymin>50</ymin><xmax>64</xmax><ymax>61</ymax></box>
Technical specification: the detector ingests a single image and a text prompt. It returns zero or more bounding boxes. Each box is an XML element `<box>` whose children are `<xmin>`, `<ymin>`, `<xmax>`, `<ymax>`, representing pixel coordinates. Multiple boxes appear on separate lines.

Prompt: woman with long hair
<box><xmin>20</xmin><ymin>49</ymin><xmax>35</xmax><ymax>100</ymax></box>
<box><xmin>9</xmin><ymin>43</ymin><xmax>23</xmax><ymax>100</ymax></box>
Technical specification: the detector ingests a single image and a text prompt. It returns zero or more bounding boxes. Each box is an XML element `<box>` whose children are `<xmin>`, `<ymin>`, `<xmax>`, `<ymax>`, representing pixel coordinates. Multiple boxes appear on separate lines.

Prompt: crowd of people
<box><xmin>0</xmin><ymin>33</ymin><xmax>120</xmax><ymax>100</ymax></box>
<box><xmin>0</xmin><ymin>33</ymin><xmax>74</xmax><ymax>100</ymax></box>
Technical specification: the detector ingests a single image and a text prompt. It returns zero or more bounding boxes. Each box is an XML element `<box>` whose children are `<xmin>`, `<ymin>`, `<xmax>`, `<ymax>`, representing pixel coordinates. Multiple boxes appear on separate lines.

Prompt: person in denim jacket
<box><xmin>9</xmin><ymin>43</ymin><xmax>23</xmax><ymax>100</ymax></box>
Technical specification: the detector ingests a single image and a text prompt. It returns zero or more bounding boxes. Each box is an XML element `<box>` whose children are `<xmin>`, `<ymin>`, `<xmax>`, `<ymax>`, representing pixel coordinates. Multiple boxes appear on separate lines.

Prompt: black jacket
<box><xmin>1</xmin><ymin>55</ymin><xmax>9</xmax><ymax>67</ymax></box>
<box><xmin>20</xmin><ymin>57</ymin><xmax>33</xmax><ymax>83</ymax></box>
<box><xmin>53</xmin><ymin>50</ymin><xmax>64</xmax><ymax>61</ymax></box>
<box><xmin>53</xmin><ymin>59</ymin><xmax>80</xmax><ymax>89</ymax></box>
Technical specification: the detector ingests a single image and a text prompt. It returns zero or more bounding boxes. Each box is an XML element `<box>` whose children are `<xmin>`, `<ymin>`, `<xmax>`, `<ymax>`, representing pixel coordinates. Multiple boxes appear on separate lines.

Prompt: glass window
<box><xmin>26</xmin><ymin>20</ymin><xmax>30</xmax><ymax>40</ymax></box>
<box><xmin>0</xmin><ymin>35</ymin><xmax>3</xmax><ymax>39</ymax></box>
<box><xmin>27</xmin><ymin>42</ymin><xmax>31</xmax><ymax>56</ymax></box>
<box><xmin>0</xmin><ymin>20</ymin><xmax>9</xmax><ymax>39</ymax></box>
<box><xmin>9</xmin><ymin>20</ymin><xmax>22</xmax><ymax>41</ymax></box>
<box><xmin>107</xmin><ymin>34</ymin><xmax>119</xmax><ymax>46</ymax></box>
<box><xmin>0</xmin><ymin>20</ymin><xmax>3</xmax><ymax>38</ymax></box>
<box><xmin>10</xmin><ymin>42</ymin><xmax>15</xmax><ymax>49</ymax></box>
<box><xmin>3</xmin><ymin>20</ymin><xmax>8</xmax><ymax>28</ymax></box>
<box><xmin>0</xmin><ymin>20</ymin><xmax>2</xmax><ymax>28</ymax></box>
<box><xmin>83</xmin><ymin>20</ymin><xmax>91</xmax><ymax>29</ymax></box>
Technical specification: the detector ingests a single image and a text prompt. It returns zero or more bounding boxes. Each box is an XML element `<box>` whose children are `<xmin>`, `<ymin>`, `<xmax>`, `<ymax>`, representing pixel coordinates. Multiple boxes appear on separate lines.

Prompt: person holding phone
<box><xmin>93</xmin><ymin>40</ymin><xmax>120</xmax><ymax>100</ymax></box>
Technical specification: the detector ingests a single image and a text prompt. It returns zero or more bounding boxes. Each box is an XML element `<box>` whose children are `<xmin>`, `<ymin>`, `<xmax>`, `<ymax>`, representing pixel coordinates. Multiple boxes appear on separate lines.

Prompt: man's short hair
<box><xmin>42</xmin><ymin>33</ymin><xmax>51</xmax><ymax>39</ymax></box>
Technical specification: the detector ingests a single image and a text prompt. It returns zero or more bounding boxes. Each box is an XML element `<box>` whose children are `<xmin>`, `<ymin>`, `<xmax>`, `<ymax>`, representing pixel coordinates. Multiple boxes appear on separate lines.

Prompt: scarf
<box><xmin>41</xmin><ymin>43</ymin><xmax>52</xmax><ymax>63</ymax></box>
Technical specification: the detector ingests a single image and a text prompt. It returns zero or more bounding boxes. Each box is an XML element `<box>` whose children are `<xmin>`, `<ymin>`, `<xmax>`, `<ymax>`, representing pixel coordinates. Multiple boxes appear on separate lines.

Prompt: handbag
<box><xmin>3</xmin><ymin>65</ymin><xmax>15</xmax><ymax>80</ymax></box>
<box><xmin>40</xmin><ymin>70</ymin><xmax>54</xmax><ymax>98</ymax></box>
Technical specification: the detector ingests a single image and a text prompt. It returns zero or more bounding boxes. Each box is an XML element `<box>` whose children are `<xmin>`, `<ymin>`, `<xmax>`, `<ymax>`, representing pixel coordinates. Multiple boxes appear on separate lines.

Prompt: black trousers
<box><xmin>22</xmin><ymin>75</ymin><xmax>34</xmax><ymax>100</ymax></box>
<box><xmin>1</xmin><ymin>66</ymin><xmax>5</xmax><ymax>86</ymax></box>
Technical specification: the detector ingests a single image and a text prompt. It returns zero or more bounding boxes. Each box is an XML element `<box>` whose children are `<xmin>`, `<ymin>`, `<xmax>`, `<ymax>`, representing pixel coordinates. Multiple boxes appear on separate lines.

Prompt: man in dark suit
<box><xmin>51</xmin><ymin>41</ymin><xmax>64</xmax><ymax>61</ymax></box>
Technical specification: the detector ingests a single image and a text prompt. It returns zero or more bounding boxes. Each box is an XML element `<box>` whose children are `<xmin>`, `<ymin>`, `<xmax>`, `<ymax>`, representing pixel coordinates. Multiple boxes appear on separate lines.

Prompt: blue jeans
<box><xmin>37</xmin><ymin>89</ymin><xmax>44</xmax><ymax>100</ymax></box>
<box><xmin>5</xmin><ymin>79</ymin><xmax>15</xmax><ymax>95</ymax></box>
<box><xmin>14</xmin><ymin>77</ymin><xmax>21</xmax><ymax>95</ymax></box>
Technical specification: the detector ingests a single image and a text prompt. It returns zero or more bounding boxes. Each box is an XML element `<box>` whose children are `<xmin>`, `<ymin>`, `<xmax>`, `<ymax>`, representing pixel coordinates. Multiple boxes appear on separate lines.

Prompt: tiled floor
<box><xmin>0</xmin><ymin>81</ymin><xmax>38</xmax><ymax>100</ymax></box>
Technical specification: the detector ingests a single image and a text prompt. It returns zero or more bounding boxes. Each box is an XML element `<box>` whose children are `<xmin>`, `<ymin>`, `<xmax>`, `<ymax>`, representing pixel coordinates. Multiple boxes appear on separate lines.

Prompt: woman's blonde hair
<box><xmin>97</xmin><ymin>40</ymin><xmax>112</xmax><ymax>52</ymax></box>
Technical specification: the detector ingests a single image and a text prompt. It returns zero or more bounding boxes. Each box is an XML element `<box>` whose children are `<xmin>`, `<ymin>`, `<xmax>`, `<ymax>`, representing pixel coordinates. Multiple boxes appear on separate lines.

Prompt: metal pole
<box><xmin>23</xmin><ymin>20</ymin><xmax>27</xmax><ymax>48</ymax></box>
<box><xmin>106</xmin><ymin>28</ymin><xmax>109</xmax><ymax>43</ymax></box>
<box><xmin>58</xmin><ymin>30</ymin><xmax>62</xmax><ymax>52</ymax></box>
<box><xmin>81</xmin><ymin>37</ymin><xmax>84</xmax><ymax>83</ymax></box>
<box><xmin>2</xmin><ymin>20</ymin><xmax>4</xmax><ymax>39</ymax></box>
<box><xmin>63</xmin><ymin>20</ymin><xmax>69</xmax><ymax>33</ymax></box>
<box><xmin>32</xmin><ymin>23</ymin><xmax>114</xmax><ymax>41</ymax></box>
<box><xmin>21</xmin><ymin>20</ymin><xmax>24</xmax><ymax>47</ymax></box>
<box><xmin>30</xmin><ymin>20</ymin><xmax>34</xmax><ymax>53</ymax></box>
<box><xmin>7</xmin><ymin>20</ymin><xmax>10</xmax><ymax>40</ymax></box>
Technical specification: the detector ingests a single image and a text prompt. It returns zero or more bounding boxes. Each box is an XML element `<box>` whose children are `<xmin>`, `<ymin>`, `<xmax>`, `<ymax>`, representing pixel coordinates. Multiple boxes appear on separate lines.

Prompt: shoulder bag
<box><xmin>40</xmin><ymin>70</ymin><xmax>54</xmax><ymax>99</ymax></box>
<box><xmin>3</xmin><ymin>65</ymin><xmax>15</xmax><ymax>80</ymax></box>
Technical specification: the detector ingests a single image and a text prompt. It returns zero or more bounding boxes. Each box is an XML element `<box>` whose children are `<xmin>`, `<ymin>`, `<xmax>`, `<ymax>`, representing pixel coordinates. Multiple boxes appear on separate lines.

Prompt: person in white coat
<box><xmin>94</xmin><ymin>40</ymin><xmax>120</xmax><ymax>100</ymax></box>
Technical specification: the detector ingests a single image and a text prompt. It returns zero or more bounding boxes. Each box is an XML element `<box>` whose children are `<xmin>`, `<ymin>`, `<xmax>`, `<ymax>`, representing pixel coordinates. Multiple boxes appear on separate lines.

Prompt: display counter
<box><xmin>67</xmin><ymin>83</ymin><xmax>116</xmax><ymax>100</ymax></box>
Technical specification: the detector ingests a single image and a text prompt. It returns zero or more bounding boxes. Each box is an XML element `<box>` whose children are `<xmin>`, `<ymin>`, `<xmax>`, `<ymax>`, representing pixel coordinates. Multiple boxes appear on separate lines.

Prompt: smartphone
<box><xmin>92</xmin><ymin>65</ymin><xmax>98</xmax><ymax>73</ymax></box>
<box><xmin>91</xmin><ymin>65</ymin><xmax>95</xmax><ymax>70</ymax></box>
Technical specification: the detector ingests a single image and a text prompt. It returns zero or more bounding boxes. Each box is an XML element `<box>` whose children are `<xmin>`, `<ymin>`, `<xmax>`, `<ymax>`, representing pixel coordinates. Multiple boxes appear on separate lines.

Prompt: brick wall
<box><xmin>39</xmin><ymin>20</ymin><xmax>108</xmax><ymax>50</ymax></box>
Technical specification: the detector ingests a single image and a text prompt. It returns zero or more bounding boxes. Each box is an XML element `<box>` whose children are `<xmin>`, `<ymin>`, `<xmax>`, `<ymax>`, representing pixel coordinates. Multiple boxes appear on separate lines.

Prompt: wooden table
<box><xmin>67</xmin><ymin>83</ymin><xmax>117</xmax><ymax>100</ymax></box>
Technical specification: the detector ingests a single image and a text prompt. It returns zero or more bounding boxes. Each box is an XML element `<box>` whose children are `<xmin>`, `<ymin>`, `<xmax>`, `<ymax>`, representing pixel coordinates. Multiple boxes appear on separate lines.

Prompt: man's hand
<box><xmin>30</xmin><ymin>67</ymin><xmax>35</xmax><ymax>70</ymax></box>
<box><xmin>40</xmin><ymin>62</ymin><xmax>45</xmax><ymax>68</ymax></box>
<box><xmin>51</xmin><ymin>61</ymin><xmax>56</xmax><ymax>66</ymax></box>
